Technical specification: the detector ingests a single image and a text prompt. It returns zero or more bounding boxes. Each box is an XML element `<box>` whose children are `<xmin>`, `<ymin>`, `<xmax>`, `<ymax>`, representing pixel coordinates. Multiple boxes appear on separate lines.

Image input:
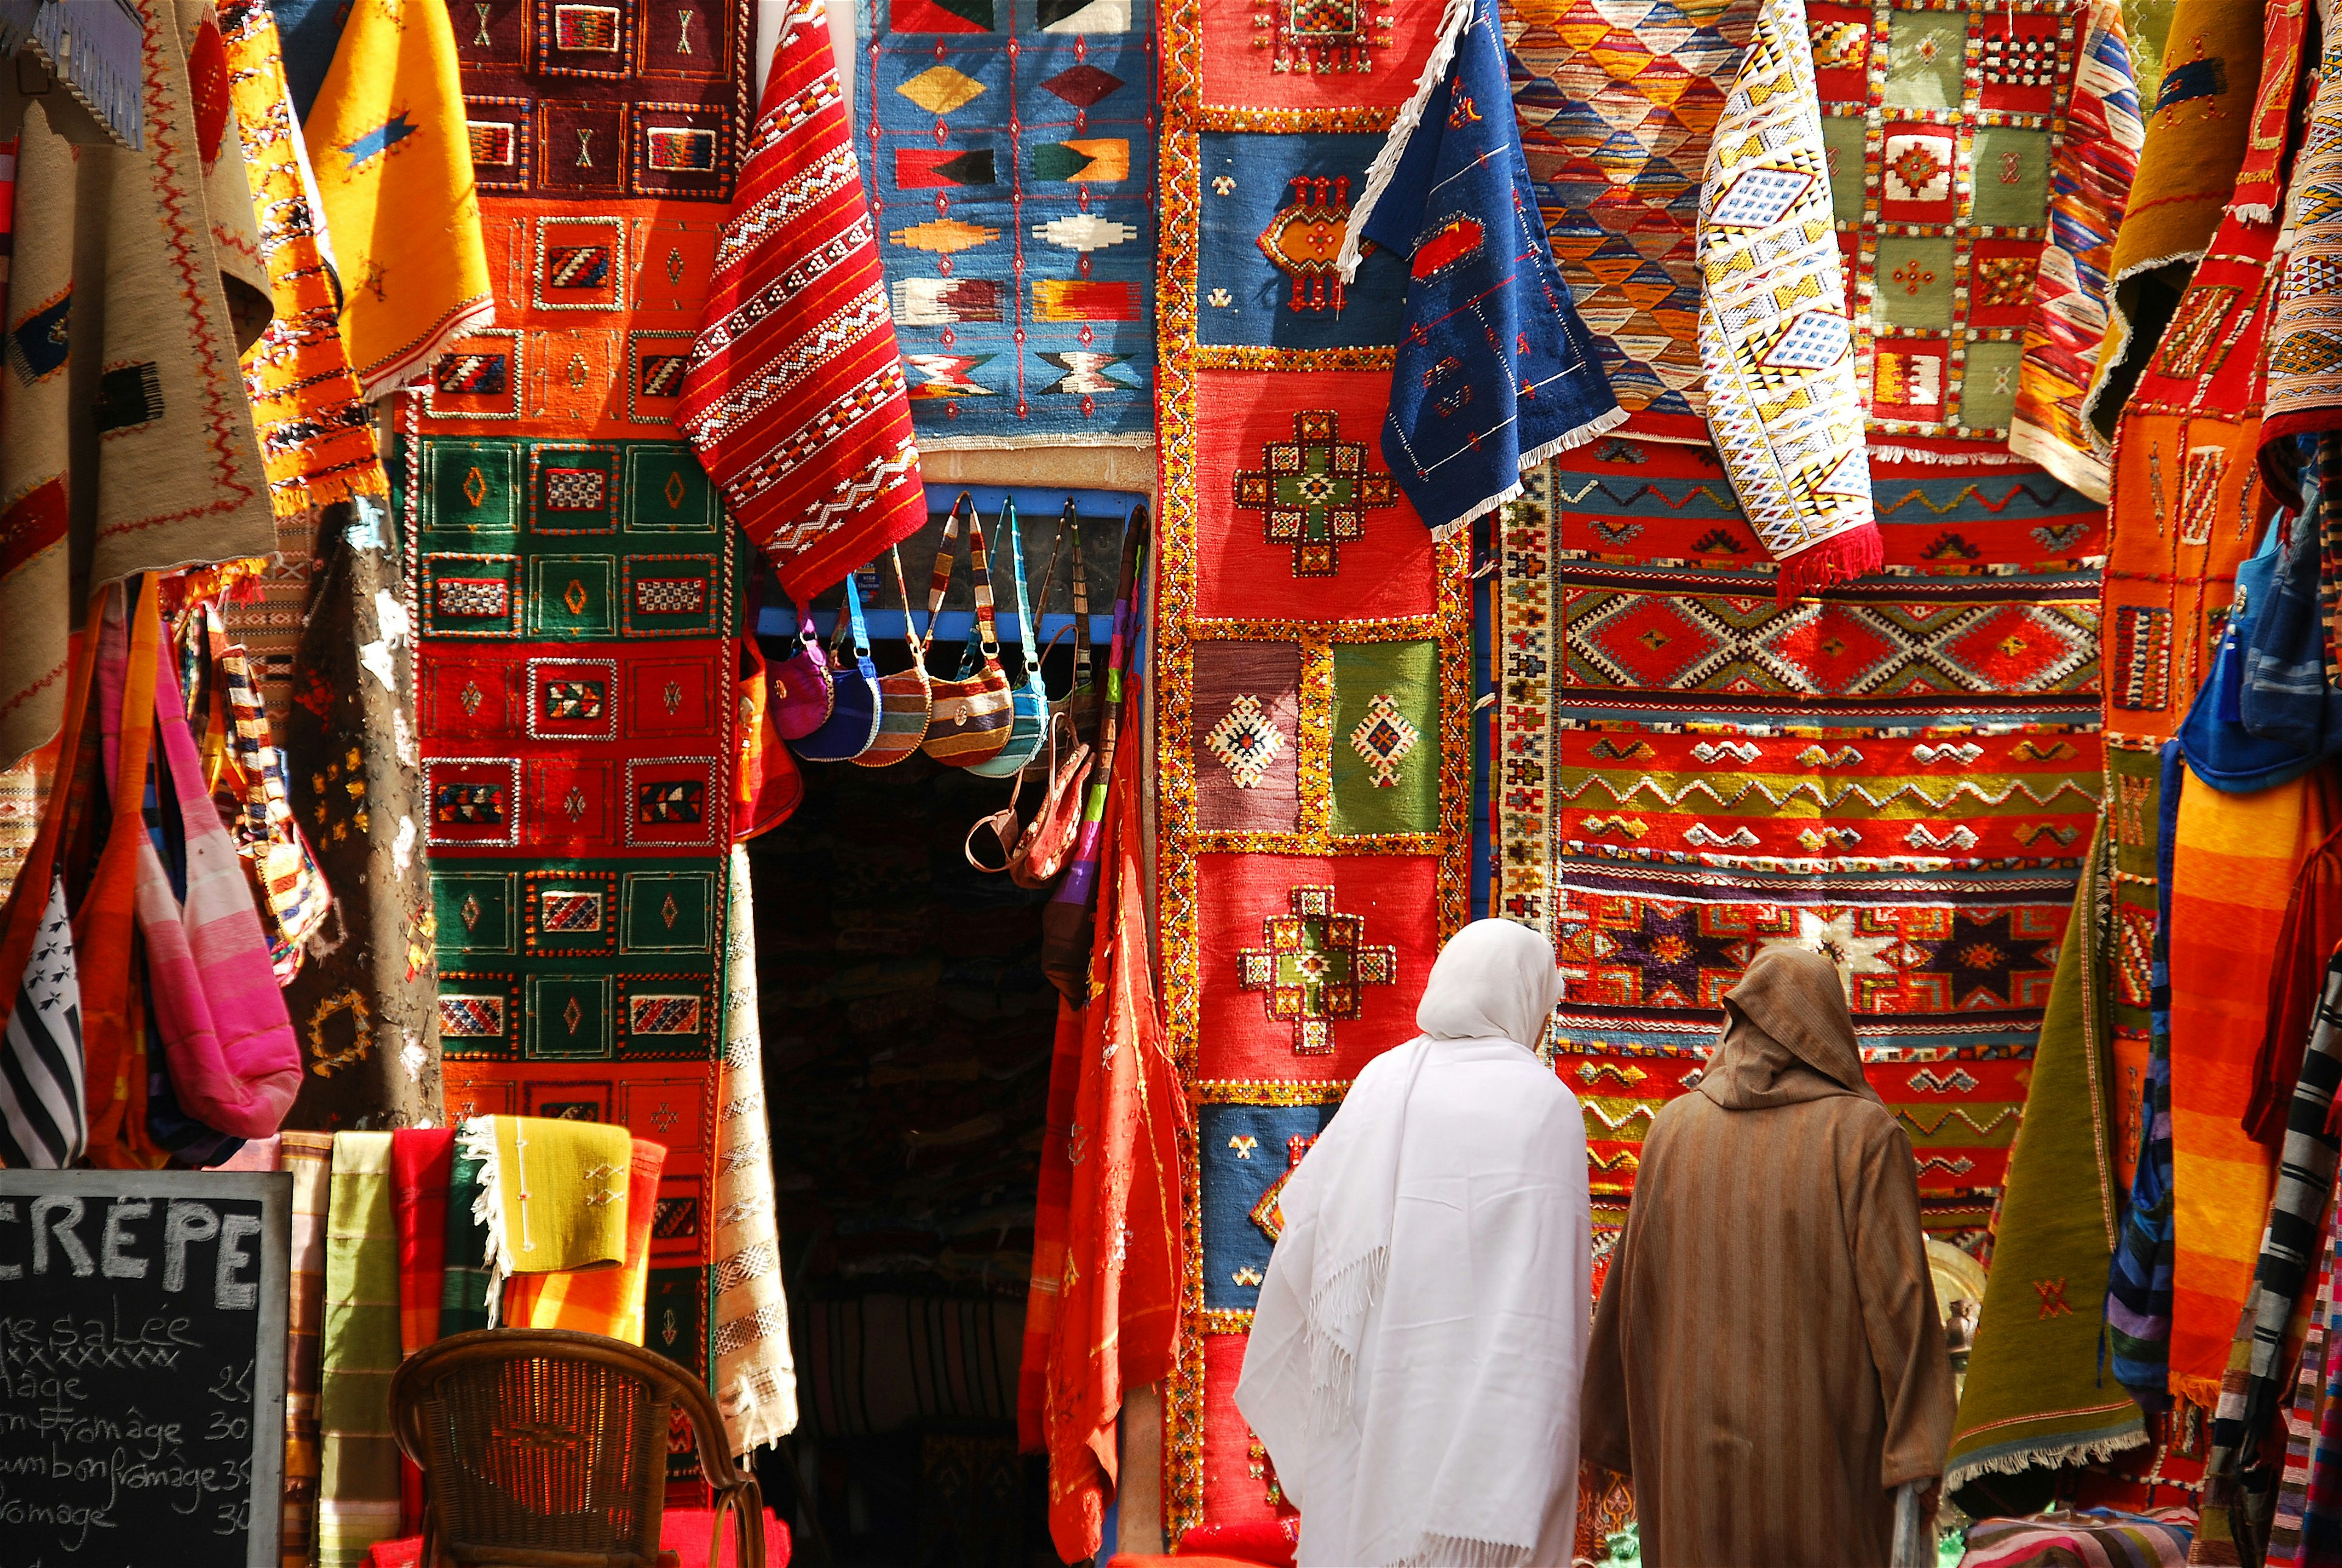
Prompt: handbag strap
<box><xmin>998</xmin><ymin>497</ymin><xmax>1037</xmax><ymax>670</ymax></box>
<box><xmin>888</xmin><ymin>545</ymin><xmax>925</xmax><ymax>653</ymax></box>
<box><xmin>925</xmin><ymin>490</ymin><xmax>1000</xmax><ymax>658</ymax></box>
<box><xmin>828</xmin><ymin>575</ymin><xmax>872</xmax><ymax>660</ymax></box>
<box><xmin>1062</xmin><ymin>498</ymin><xmax>1092</xmax><ymax>687</ymax></box>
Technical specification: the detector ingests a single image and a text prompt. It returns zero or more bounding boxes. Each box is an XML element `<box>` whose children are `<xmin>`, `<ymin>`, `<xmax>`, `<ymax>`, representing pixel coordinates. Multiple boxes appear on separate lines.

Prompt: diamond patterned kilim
<box><xmin>1489</xmin><ymin>434</ymin><xmax>2106</xmax><ymax>1262</ymax></box>
<box><xmin>404</xmin><ymin>0</ymin><xmax>761</xmax><ymax>1484</ymax></box>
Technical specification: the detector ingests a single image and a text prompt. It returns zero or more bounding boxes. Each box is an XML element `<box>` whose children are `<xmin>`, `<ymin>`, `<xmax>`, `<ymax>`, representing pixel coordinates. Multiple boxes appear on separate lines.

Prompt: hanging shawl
<box><xmin>1694</xmin><ymin>0</ymin><xmax>1879</xmax><ymax>601</ymax></box>
<box><xmin>301</xmin><ymin>0</ymin><xmax>490</xmax><ymax>396</ymax></box>
<box><xmin>1030</xmin><ymin>690</ymin><xmax>1186</xmax><ymax>1563</ymax></box>
<box><xmin>0</xmin><ymin>0</ymin><xmax>279</xmax><ymax>774</ymax></box>
<box><xmin>1237</xmin><ymin>920</ymin><xmax>1587</xmax><ymax>1568</ymax></box>
<box><xmin>1334</xmin><ymin>0</ymin><xmax>1624</xmax><ymax>537</ymax></box>
<box><xmin>679</xmin><ymin>0</ymin><xmax>926</xmax><ymax>601</ymax></box>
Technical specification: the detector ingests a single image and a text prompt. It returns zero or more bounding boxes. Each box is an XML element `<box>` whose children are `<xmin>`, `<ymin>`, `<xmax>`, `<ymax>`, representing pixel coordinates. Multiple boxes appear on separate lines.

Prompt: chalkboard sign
<box><xmin>0</xmin><ymin>1169</ymin><xmax>291</xmax><ymax>1568</ymax></box>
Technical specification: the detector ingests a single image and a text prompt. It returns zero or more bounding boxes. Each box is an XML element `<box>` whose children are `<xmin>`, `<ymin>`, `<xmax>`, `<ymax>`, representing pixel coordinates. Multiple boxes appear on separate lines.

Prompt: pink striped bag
<box><xmin>102</xmin><ymin>591</ymin><xmax>301</xmax><ymax>1139</ymax></box>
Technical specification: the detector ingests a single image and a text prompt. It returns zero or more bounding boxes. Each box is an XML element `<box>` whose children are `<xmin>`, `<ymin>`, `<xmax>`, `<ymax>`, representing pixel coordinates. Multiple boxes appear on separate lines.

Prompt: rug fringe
<box><xmin>1395</xmin><ymin>1533</ymin><xmax>1536</xmax><ymax>1568</ymax></box>
<box><xmin>457</xmin><ymin>1115</ymin><xmax>509</xmax><ymax>1328</ymax></box>
<box><xmin>1944</xmin><ymin>1424</ymin><xmax>2151</xmax><ymax>1489</ymax></box>
<box><xmin>1774</xmin><ymin>523</ymin><xmax>1883</xmax><ymax>604</ymax></box>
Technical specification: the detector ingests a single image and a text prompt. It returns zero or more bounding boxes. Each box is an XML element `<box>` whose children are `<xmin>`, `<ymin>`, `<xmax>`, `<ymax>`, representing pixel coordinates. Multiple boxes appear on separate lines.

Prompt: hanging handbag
<box><xmin>735</xmin><ymin>633</ymin><xmax>805</xmax><ymax>837</ymax></box>
<box><xmin>853</xmin><ymin>545</ymin><xmax>935</xmax><ymax>768</ymax></box>
<box><xmin>1006</xmin><ymin>713</ymin><xmax>1095</xmax><ymax>888</ymax></box>
<box><xmin>920</xmin><ymin>492</ymin><xmax>1016</xmax><ymax>768</ymax></box>
<box><xmin>968</xmin><ymin>496</ymin><xmax>1050</xmax><ymax>779</ymax></box>
<box><xmin>792</xmin><ymin>573</ymin><xmax>884</xmax><ymax>762</ymax></box>
<box><xmin>768</xmin><ymin>613</ymin><xmax>835</xmax><ymax>740</ymax></box>
<box><xmin>1042</xmin><ymin>498</ymin><xmax>1101</xmax><ymax>746</ymax></box>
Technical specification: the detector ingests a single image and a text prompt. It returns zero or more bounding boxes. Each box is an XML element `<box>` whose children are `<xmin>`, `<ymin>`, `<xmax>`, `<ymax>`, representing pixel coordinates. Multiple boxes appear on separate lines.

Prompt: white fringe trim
<box><xmin>1336</xmin><ymin>0</ymin><xmax>1475</xmax><ymax>282</ymax></box>
<box><xmin>1302</xmin><ymin>1245</ymin><xmax>1388</xmax><ymax>1434</ymax></box>
<box><xmin>1425</xmin><ymin>404</ymin><xmax>1631</xmax><ymax>539</ymax></box>
<box><xmin>1941</xmin><ymin>1423</ymin><xmax>2150</xmax><ymax>1490</ymax></box>
<box><xmin>2232</xmin><ymin>202</ymin><xmax>2278</xmax><ymax>224</ymax></box>
<box><xmin>1395</xmin><ymin>1533</ymin><xmax>1536</xmax><ymax>1568</ymax></box>
<box><xmin>457</xmin><ymin>1117</ymin><xmax>510</xmax><ymax>1329</ymax></box>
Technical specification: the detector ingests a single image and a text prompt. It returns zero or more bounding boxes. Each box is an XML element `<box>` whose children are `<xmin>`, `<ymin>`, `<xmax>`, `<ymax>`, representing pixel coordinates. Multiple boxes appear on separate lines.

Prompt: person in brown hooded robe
<box><xmin>1580</xmin><ymin>945</ymin><xmax>1956</xmax><ymax>1567</ymax></box>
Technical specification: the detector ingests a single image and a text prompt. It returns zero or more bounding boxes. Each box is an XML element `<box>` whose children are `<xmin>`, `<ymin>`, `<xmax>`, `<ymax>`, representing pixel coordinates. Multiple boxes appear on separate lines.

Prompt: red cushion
<box><xmin>368</xmin><ymin>1508</ymin><xmax>790</xmax><ymax>1567</ymax></box>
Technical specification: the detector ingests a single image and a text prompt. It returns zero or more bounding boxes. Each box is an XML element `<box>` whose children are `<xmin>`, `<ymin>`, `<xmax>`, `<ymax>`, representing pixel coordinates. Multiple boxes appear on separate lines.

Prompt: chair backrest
<box><xmin>390</xmin><ymin>1328</ymin><xmax>764</xmax><ymax>1568</ymax></box>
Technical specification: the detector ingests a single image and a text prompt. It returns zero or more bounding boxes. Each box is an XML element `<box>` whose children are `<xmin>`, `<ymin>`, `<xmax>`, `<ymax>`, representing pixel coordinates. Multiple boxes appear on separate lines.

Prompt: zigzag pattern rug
<box><xmin>1489</xmin><ymin>435</ymin><xmax>2107</xmax><ymax>1257</ymax></box>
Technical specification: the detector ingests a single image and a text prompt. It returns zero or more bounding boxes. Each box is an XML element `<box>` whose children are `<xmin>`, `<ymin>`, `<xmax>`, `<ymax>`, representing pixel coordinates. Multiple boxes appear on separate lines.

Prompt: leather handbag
<box><xmin>768</xmin><ymin>612</ymin><xmax>834</xmax><ymax>740</ymax></box>
<box><xmin>852</xmin><ymin>545</ymin><xmax>934</xmax><ymax>768</ymax></box>
<box><xmin>1040</xmin><ymin>499</ymin><xmax>1101</xmax><ymax>746</ymax></box>
<box><xmin>968</xmin><ymin>496</ymin><xmax>1050</xmax><ymax>779</ymax></box>
<box><xmin>1008</xmin><ymin>713</ymin><xmax>1095</xmax><ymax>889</ymax></box>
<box><xmin>791</xmin><ymin>571</ymin><xmax>884</xmax><ymax>762</ymax></box>
<box><xmin>919</xmin><ymin>491</ymin><xmax>1015</xmax><ymax>769</ymax></box>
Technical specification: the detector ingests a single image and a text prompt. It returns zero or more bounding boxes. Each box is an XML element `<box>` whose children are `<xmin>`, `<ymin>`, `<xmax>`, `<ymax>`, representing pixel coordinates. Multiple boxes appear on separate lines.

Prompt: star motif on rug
<box><xmin>1764</xmin><ymin>908</ymin><xmax>1898</xmax><ymax>995</ymax></box>
<box><xmin>1346</xmin><ymin>693</ymin><xmax>1418</xmax><ymax>786</ymax></box>
<box><xmin>1237</xmin><ymin>885</ymin><xmax>1396</xmax><ymax>1054</ymax></box>
<box><xmin>1248</xmin><ymin>1133</ymin><xmax>1319</xmax><ymax>1242</ymax></box>
<box><xmin>1205</xmin><ymin>694</ymin><xmax>1286</xmax><ymax>788</ymax></box>
<box><xmin>1233</xmin><ymin>408</ymin><xmax>1396</xmax><ymax>576</ymax></box>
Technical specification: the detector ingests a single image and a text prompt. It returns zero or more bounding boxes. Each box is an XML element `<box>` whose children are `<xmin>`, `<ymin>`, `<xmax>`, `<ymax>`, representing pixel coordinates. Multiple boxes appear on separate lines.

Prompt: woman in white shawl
<box><xmin>1235</xmin><ymin>919</ymin><xmax>1591</xmax><ymax>1568</ymax></box>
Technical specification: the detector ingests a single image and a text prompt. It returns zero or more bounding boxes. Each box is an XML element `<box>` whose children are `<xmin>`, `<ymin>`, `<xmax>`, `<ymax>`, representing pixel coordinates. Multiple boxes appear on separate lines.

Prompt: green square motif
<box><xmin>526</xmin><ymin>556</ymin><xmax>619</xmax><ymax>638</ymax></box>
<box><xmin>1882</xmin><ymin>12</ymin><xmax>1966</xmax><ymax>109</ymax></box>
<box><xmin>1331</xmin><ymin>640</ymin><xmax>1438</xmax><ymax>837</ymax></box>
<box><xmin>1822</xmin><ymin>117</ymin><xmax>1866</xmax><ymax>226</ymax></box>
<box><xmin>1872</xmin><ymin>237</ymin><xmax>1958</xmax><ymax>331</ymax></box>
<box><xmin>622</xmin><ymin>871</ymin><xmax>715</xmax><ymax>953</ymax></box>
<box><xmin>1972</xmin><ymin>128</ymin><xmax>2051</xmax><ymax>227</ymax></box>
<box><xmin>526</xmin><ymin>975</ymin><xmax>614</xmax><ymax>1061</ymax></box>
<box><xmin>435</xmin><ymin>872</ymin><xmax>517</xmax><ymax>956</ymax></box>
<box><xmin>626</xmin><ymin>446</ymin><xmax>720</xmax><ymax>535</ymax></box>
<box><xmin>427</xmin><ymin>441</ymin><xmax>519</xmax><ymax>539</ymax></box>
<box><xmin>1960</xmin><ymin>341</ymin><xmax>2023</xmax><ymax>429</ymax></box>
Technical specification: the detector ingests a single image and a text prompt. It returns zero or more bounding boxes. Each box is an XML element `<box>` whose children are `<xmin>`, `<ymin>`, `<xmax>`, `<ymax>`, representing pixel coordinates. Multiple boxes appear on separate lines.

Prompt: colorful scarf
<box><xmin>2290</xmin><ymin>1196</ymin><xmax>2342</xmax><ymax>1566</ymax></box>
<box><xmin>2167</xmin><ymin>766</ymin><xmax>2341</xmax><ymax>1410</ymax></box>
<box><xmin>503</xmin><ymin>1139</ymin><xmax>665</xmax><ymax>1344</ymax></box>
<box><xmin>2251</xmin><ymin>828</ymin><xmax>2342</xmax><ymax>1148</ymax></box>
<box><xmin>279</xmin><ymin>1130</ymin><xmax>335</xmax><ymax>1568</ymax></box>
<box><xmin>2268</xmin><ymin>1198</ymin><xmax>2340</xmax><ymax>1567</ymax></box>
<box><xmin>301</xmin><ymin>0</ymin><xmax>491</xmax><ymax>396</ymax></box>
<box><xmin>678</xmin><ymin>0</ymin><xmax>926</xmax><ymax>601</ymax></box>
<box><xmin>2007</xmin><ymin>0</ymin><xmax>2144</xmax><ymax>501</ymax></box>
<box><xmin>1034</xmin><ymin>676</ymin><xmax>1187</xmax><ymax>1564</ymax></box>
<box><xmin>1947</xmin><ymin>823</ymin><xmax>2149</xmax><ymax>1496</ymax></box>
<box><xmin>713</xmin><ymin>845</ymin><xmax>797</xmax><ymax>1453</ymax></box>
<box><xmin>2261</xmin><ymin>23</ymin><xmax>2342</xmax><ymax>501</ymax></box>
<box><xmin>2085</xmin><ymin>0</ymin><xmax>2268</xmax><ymax>440</ymax></box>
<box><xmin>389</xmin><ymin>1128</ymin><xmax>454</xmax><ymax>1356</ymax></box>
<box><xmin>1693</xmin><ymin>0</ymin><xmax>1878</xmax><ymax>599</ymax></box>
<box><xmin>1337</xmin><ymin>0</ymin><xmax>1622</xmax><ymax>538</ymax></box>
<box><xmin>196</xmin><ymin>613</ymin><xmax>331</xmax><ymax>979</ymax></box>
<box><xmin>218</xmin><ymin>0</ymin><xmax>384</xmax><ymax>515</ymax></box>
<box><xmin>2188</xmin><ymin>953</ymin><xmax>2342</xmax><ymax>1566</ymax></box>
<box><xmin>318</xmin><ymin>1129</ymin><xmax>401</xmax><ymax>1568</ymax></box>
<box><xmin>457</xmin><ymin>1114</ymin><xmax>634</xmax><ymax>1323</ymax></box>
<box><xmin>2111</xmin><ymin>742</ymin><xmax>2185</xmax><ymax>1408</ymax></box>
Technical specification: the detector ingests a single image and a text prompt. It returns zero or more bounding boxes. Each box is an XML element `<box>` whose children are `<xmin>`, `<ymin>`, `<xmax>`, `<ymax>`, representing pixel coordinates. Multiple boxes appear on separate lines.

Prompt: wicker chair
<box><xmin>389</xmin><ymin>1327</ymin><xmax>765</xmax><ymax>1568</ymax></box>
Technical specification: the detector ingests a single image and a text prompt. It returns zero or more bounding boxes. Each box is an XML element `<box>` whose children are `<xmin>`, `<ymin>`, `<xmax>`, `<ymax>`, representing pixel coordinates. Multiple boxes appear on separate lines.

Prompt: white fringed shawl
<box><xmin>1235</xmin><ymin>920</ymin><xmax>1591</xmax><ymax>1568</ymax></box>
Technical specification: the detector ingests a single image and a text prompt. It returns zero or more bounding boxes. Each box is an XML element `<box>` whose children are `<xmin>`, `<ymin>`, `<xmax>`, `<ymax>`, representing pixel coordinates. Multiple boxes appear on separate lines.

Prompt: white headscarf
<box><xmin>1235</xmin><ymin>920</ymin><xmax>1589</xmax><ymax>1568</ymax></box>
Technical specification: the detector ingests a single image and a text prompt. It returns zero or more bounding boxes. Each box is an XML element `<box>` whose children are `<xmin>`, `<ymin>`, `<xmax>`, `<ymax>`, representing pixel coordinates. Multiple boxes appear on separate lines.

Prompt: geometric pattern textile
<box><xmin>407</xmin><ymin>0</ymin><xmax>761</xmax><ymax>1488</ymax></box>
<box><xmin>1509</xmin><ymin>0</ymin><xmax>2121</xmax><ymax>465</ymax></box>
<box><xmin>856</xmin><ymin>0</ymin><xmax>1156</xmax><ymax>447</ymax></box>
<box><xmin>1489</xmin><ymin>437</ymin><xmax>2106</xmax><ymax>1262</ymax></box>
<box><xmin>1155</xmin><ymin>0</ymin><xmax>1474</xmax><ymax>1539</ymax></box>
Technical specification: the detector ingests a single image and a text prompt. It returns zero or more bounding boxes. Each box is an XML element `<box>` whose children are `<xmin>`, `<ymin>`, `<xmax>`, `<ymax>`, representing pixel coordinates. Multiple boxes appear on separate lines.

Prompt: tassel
<box><xmin>1774</xmin><ymin>523</ymin><xmax>1884</xmax><ymax>604</ymax></box>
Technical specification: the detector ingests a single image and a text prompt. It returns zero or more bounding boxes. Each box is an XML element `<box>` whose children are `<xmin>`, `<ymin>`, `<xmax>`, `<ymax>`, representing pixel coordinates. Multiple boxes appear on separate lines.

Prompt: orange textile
<box><xmin>502</xmin><ymin>1139</ymin><xmax>668</xmax><ymax>1345</ymax></box>
<box><xmin>1033</xmin><ymin>685</ymin><xmax>1189</xmax><ymax>1563</ymax></box>
<box><xmin>2167</xmin><ymin>764</ymin><xmax>2341</xmax><ymax>1407</ymax></box>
